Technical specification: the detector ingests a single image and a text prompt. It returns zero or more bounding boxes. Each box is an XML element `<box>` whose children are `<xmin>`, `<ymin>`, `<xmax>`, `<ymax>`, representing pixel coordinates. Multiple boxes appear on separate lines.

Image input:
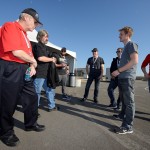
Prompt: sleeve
<box><xmin>128</xmin><ymin>42</ymin><xmax>138</xmax><ymax>55</ymax></box>
<box><xmin>1</xmin><ymin>22</ymin><xmax>21</xmax><ymax>52</ymax></box>
<box><xmin>110</xmin><ymin>58</ymin><xmax>115</xmax><ymax>73</ymax></box>
<box><xmin>100</xmin><ymin>58</ymin><xmax>105</xmax><ymax>64</ymax></box>
<box><xmin>141</xmin><ymin>54</ymin><xmax>150</xmax><ymax>68</ymax></box>
<box><xmin>87</xmin><ymin>58</ymin><xmax>91</xmax><ymax>65</ymax></box>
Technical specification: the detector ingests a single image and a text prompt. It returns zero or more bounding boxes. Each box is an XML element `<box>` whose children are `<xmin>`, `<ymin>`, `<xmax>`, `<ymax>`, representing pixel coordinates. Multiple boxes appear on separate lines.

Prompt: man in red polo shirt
<box><xmin>0</xmin><ymin>8</ymin><xmax>45</xmax><ymax>147</ymax></box>
<box><xmin>141</xmin><ymin>54</ymin><xmax>150</xmax><ymax>92</ymax></box>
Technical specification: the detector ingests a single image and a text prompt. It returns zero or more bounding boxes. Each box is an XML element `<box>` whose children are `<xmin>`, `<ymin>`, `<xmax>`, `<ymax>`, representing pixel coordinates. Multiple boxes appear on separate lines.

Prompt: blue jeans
<box><xmin>34</xmin><ymin>78</ymin><xmax>55</xmax><ymax>109</ymax></box>
<box><xmin>118</xmin><ymin>78</ymin><xmax>135</xmax><ymax>129</ymax></box>
<box><xmin>107</xmin><ymin>78</ymin><xmax>121</xmax><ymax>107</ymax></box>
<box><xmin>84</xmin><ymin>75</ymin><xmax>100</xmax><ymax>99</ymax></box>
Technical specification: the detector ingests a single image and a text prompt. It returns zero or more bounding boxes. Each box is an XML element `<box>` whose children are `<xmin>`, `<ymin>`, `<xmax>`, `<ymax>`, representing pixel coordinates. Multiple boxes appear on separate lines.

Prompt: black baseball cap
<box><xmin>61</xmin><ymin>47</ymin><xmax>66</xmax><ymax>52</ymax></box>
<box><xmin>22</xmin><ymin>8</ymin><xmax>43</xmax><ymax>25</ymax></box>
<box><xmin>92</xmin><ymin>48</ymin><xmax>98</xmax><ymax>52</ymax></box>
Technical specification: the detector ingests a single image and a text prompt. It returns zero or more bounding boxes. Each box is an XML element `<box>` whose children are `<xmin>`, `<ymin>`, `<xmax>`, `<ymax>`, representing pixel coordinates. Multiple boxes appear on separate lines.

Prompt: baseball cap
<box><xmin>22</xmin><ymin>8</ymin><xmax>43</xmax><ymax>25</ymax></box>
<box><xmin>61</xmin><ymin>47</ymin><xmax>66</xmax><ymax>52</ymax></box>
<box><xmin>92</xmin><ymin>48</ymin><xmax>98</xmax><ymax>52</ymax></box>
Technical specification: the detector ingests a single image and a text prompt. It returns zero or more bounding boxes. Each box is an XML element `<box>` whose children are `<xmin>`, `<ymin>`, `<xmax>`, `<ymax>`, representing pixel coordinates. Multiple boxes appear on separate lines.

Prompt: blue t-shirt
<box><xmin>118</xmin><ymin>41</ymin><xmax>138</xmax><ymax>79</ymax></box>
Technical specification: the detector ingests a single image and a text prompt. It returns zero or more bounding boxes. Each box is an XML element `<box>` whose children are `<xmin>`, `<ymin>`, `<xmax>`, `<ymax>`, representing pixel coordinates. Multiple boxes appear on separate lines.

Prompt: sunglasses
<box><xmin>116</xmin><ymin>51</ymin><xmax>122</xmax><ymax>53</ymax></box>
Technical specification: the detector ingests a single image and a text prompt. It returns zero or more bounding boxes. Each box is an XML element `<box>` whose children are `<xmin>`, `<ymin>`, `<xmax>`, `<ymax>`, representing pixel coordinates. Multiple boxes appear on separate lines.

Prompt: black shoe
<box><xmin>94</xmin><ymin>99</ymin><xmax>98</xmax><ymax>104</ymax></box>
<box><xmin>0</xmin><ymin>134</ymin><xmax>20</xmax><ymax>147</ymax></box>
<box><xmin>62</xmin><ymin>94</ymin><xmax>71</xmax><ymax>100</ymax></box>
<box><xmin>114</xmin><ymin>127</ymin><xmax>133</xmax><ymax>134</ymax></box>
<box><xmin>47</xmin><ymin>107</ymin><xmax>57</xmax><ymax>112</ymax></box>
<box><xmin>113</xmin><ymin>114</ymin><xmax>123</xmax><ymax>121</ymax></box>
<box><xmin>80</xmin><ymin>98</ymin><xmax>86</xmax><ymax>102</ymax></box>
<box><xmin>25</xmin><ymin>124</ymin><xmax>45</xmax><ymax>132</ymax></box>
<box><xmin>107</xmin><ymin>104</ymin><xmax>117</xmax><ymax>108</ymax></box>
<box><xmin>114</xmin><ymin>107</ymin><xmax>121</xmax><ymax>111</ymax></box>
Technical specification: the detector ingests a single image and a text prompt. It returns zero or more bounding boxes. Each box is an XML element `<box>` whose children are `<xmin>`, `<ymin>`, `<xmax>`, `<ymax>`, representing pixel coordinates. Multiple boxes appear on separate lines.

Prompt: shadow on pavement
<box><xmin>14</xmin><ymin>118</ymin><xmax>25</xmax><ymax>130</ymax></box>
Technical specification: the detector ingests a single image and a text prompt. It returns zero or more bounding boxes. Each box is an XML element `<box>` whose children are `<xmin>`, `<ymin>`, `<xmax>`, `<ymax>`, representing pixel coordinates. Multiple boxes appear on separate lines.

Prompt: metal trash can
<box><xmin>69</xmin><ymin>73</ymin><xmax>76</xmax><ymax>87</ymax></box>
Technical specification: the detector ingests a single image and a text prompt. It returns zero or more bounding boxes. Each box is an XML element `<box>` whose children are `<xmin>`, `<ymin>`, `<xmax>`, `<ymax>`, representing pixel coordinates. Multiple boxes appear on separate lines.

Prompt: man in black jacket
<box><xmin>107</xmin><ymin>48</ymin><xmax>122</xmax><ymax>109</ymax></box>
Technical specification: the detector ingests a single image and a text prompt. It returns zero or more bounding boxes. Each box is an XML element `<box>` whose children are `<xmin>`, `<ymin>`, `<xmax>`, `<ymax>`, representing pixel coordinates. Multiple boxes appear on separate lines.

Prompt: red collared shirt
<box><xmin>0</xmin><ymin>21</ymin><xmax>33</xmax><ymax>63</ymax></box>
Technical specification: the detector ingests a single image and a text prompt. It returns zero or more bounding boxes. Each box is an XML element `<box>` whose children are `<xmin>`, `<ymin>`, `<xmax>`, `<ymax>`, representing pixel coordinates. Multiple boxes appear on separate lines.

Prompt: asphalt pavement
<box><xmin>0</xmin><ymin>79</ymin><xmax>150</xmax><ymax>150</ymax></box>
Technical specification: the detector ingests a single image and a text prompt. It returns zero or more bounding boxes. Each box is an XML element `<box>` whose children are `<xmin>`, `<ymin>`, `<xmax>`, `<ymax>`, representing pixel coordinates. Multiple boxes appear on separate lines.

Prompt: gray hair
<box><xmin>19</xmin><ymin>13</ymin><xmax>29</xmax><ymax>20</ymax></box>
<box><xmin>36</xmin><ymin>30</ymin><xmax>49</xmax><ymax>42</ymax></box>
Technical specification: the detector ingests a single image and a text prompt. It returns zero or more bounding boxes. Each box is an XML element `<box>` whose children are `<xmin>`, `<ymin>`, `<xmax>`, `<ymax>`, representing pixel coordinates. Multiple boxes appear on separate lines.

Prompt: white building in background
<box><xmin>27</xmin><ymin>30</ymin><xmax>76</xmax><ymax>74</ymax></box>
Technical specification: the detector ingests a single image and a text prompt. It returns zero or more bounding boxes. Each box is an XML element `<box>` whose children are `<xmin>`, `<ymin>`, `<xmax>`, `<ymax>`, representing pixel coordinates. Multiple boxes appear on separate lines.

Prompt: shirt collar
<box><xmin>124</xmin><ymin>40</ymin><xmax>131</xmax><ymax>47</ymax></box>
<box><xmin>14</xmin><ymin>21</ymin><xmax>26</xmax><ymax>33</ymax></box>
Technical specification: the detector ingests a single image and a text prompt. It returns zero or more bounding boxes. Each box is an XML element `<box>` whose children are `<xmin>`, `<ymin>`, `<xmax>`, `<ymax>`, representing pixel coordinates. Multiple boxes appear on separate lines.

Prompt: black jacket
<box><xmin>110</xmin><ymin>57</ymin><xmax>120</xmax><ymax>74</ymax></box>
<box><xmin>47</xmin><ymin>62</ymin><xmax>60</xmax><ymax>89</ymax></box>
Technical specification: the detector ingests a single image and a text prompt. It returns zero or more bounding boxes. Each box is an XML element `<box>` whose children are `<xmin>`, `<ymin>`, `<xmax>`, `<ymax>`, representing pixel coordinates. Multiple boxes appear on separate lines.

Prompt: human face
<box><xmin>41</xmin><ymin>34</ymin><xmax>49</xmax><ymax>44</ymax></box>
<box><xmin>92</xmin><ymin>51</ymin><xmax>98</xmax><ymax>58</ymax></box>
<box><xmin>116</xmin><ymin>49</ymin><xmax>122</xmax><ymax>58</ymax></box>
<box><xmin>26</xmin><ymin>15</ymin><xmax>39</xmax><ymax>31</ymax></box>
<box><xmin>119</xmin><ymin>31</ymin><xmax>130</xmax><ymax>44</ymax></box>
<box><xmin>61</xmin><ymin>51</ymin><xmax>66</xmax><ymax>56</ymax></box>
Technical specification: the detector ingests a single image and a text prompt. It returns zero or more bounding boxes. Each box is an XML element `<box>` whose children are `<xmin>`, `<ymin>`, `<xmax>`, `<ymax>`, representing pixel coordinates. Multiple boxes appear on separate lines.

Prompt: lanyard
<box><xmin>93</xmin><ymin>57</ymin><xmax>98</xmax><ymax>64</ymax></box>
<box><xmin>22</xmin><ymin>31</ymin><xmax>30</xmax><ymax>49</ymax></box>
<box><xmin>92</xmin><ymin>57</ymin><xmax>98</xmax><ymax>68</ymax></box>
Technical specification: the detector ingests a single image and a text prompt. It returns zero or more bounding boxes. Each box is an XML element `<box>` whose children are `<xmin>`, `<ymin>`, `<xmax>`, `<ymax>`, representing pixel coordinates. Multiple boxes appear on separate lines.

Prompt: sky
<box><xmin>0</xmin><ymin>0</ymin><xmax>150</xmax><ymax>76</ymax></box>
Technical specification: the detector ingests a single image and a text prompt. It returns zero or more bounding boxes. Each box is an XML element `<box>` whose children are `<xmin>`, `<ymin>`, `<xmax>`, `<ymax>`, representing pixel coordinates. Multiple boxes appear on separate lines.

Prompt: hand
<box><xmin>144</xmin><ymin>73</ymin><xmax>150</xmax><ymax>79</ymax></box>
<box><xmin>51</xmin><ymin>57</ymin><xmax>56</xmax><ymax>63</ymax></box>
<box><xmin>98</xmin><ymin>75</ymin><xmax>103</xmax><ymax>80</ymax></box>
<box><xmin>111</xmin><ymin>75</ymin><xmax>115</xmax><ymax>79</ymax></box>
<box><xmin>66</xmin><ymin>70</ymin><xmax>69</xmax><ymax>75</ymax></box>
<box><xmin>62</xmin><ymin>63</ymin><xmax>67</xmax><ymax>67</ymax></box>
<box><xmin>30</xmin><ymin>66</ymin><xmax>36</xmax><ymax>77</ymax></box>
<box><xmin>111</xmin><ymin>70</ymin><xmax>120</xmax><ymax>77</ymax></box>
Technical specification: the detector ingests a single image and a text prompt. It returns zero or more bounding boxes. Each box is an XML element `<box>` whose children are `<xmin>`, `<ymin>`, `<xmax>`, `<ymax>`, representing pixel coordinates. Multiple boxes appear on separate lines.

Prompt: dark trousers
<box><xmin>107</xmin><ymin>78</ymin><xmax>121</xmax><ymax>107</ymax></box>
<box><xmin>118</xmin><ymin>78</ymin><xmax>135</xmax><ymax>129</ymax></box>
<box><xmin>59</xmin><ymin>74</ymin><xmax>68</xmax><ymax>95</ymax></box>
<box><xmin>84</xmin><ymin>75</ymin><xmax>100</xmax><ymax>99</ymax></box>
<box><xmin>0</xmin><ymin>59</ymin><xmax>38</xmax><ymax>136</ymax></box>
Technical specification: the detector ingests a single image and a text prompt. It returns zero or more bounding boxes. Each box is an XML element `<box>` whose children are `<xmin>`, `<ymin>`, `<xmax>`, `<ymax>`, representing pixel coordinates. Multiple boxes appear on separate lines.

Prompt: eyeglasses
<box><xmin>32</xmin><ymin>18</ymin><xmax>40</xmax><ymax>26</ymax></box>
<box><xmin>116</xmin><ymin>51</ymin><xmax>122</xmax><ymax>53</ymax></box>
<box><xmin>34</xmin><ymin>21</ymin><xmax>38</xmax><ymax>24</ymax></box>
